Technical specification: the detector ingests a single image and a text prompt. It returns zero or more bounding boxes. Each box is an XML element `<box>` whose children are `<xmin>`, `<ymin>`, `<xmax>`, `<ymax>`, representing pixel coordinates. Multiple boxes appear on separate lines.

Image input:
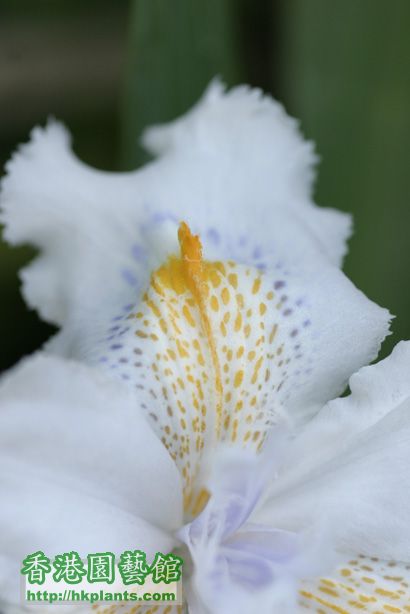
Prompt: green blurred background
<box><xmin>0</xmin><ymin>0</ymin><xmax>409</xmax><ymax>371</ymax></box>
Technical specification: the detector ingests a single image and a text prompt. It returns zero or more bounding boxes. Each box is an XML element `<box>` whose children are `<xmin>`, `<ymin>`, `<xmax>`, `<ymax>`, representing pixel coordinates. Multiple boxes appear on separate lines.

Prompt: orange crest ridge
<box><xmin>177</xmin><ymin>221</ymin><xmax>223</xmax><ymax>433</ymax></box>
<box><xmin>177</xmin><ymin>222</ymin><xmax>204</xmax><ymax>298</ymax></box>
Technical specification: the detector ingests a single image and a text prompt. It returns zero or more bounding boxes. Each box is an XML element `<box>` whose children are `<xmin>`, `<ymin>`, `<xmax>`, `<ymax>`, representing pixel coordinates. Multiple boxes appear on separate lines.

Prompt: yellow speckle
<box><xmin>210</xmin><ymin>295</ymin><xmax>219</xmax><ymax>311</ymax></box>
<box><xmin>252</xmin><ymin>278</ymin><xmax>261</xmax><ymax>294</ymax></box>
<box><xmin>234</xmin><ymin>370</ymin><xmax>244</xmax><ymax>388</ymax></box>
<box><xmin>221</xmin><ymin>287</ymin><xmax>230</xmax><ymax>305</ymax></box>
<box><xmin>228</xmin><ymin>273</ymin><xmax>238</xmax><ymax>289</ymax></box>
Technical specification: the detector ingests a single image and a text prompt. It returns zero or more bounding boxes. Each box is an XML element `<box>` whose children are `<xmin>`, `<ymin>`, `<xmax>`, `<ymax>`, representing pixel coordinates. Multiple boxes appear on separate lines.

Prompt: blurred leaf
<box><xmin>281</xmin><ymin>0</ymin><xmax>410</xmax><ymax>357</ymax></box>
<box><xmin>121</xmin><ymin>0</ymin><xmax>243</xmax><ymax>168</ymax></box>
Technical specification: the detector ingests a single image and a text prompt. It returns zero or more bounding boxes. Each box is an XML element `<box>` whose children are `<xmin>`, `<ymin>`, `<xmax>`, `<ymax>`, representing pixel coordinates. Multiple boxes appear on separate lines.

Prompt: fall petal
<box><xmin>255</xmin><ymin>342</ymin><xmax>410</xmax><ymax>563</ymax></box>
<box><xmin>299</xmin><ymin>556</ymin><xmax>410</xmax><ymax>613</ymax></box>
<box><xmin>92</xmin><ymin>223</ymin><xmax>389</xmax><ymax>514</ymax></box>
<box><xmin>0</xmin><ymin>354</ymin><xmax>182</xmax><ymax>609</ymax></box>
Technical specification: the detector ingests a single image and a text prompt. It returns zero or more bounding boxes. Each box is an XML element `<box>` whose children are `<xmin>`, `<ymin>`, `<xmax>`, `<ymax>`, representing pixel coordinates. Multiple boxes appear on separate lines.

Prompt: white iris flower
<box><xmin>1</xmin><ymin>82</ymin><xmax>409</xmax><ymax>614</ymax></box>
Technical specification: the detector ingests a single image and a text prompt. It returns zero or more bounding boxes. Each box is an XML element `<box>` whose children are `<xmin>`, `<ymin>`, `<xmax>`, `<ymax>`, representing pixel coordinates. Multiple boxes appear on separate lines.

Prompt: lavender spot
<box><xmin>252</xmin><ymin>246</ymin><xmax>262</xmax><ymax>259</ymax></box>
<box><xmin>150</xmin><ymin>211</ymin><xmax>178</xmax><ymax>225</ymax></box>
<box><xmin>121</xmin><ymin>268</ymin><xmax>138</xmax><ymax>287</ymax></box>
<box><xmin>274</xmin><ymin>280</ymin><xmax>286</xmax><ymax>290</ymax></box>
<box><xmin>131</xmin><ymin>245</ymin><xmax>146</xmax><ymax>261</ymax></box>
<box><xmin>256</xmin><ymin>262</ymin><xmax>267</xmax><ymax>272</ymax></box>
<box><xmin>110</xmin><ymin>343</ymin><xmax>123</xmax><ymax>350</ymax></box>
<box><xmin>207</xmin><ymin>228</ymin><xmax>220</xmax><ymax>245</ymax></box>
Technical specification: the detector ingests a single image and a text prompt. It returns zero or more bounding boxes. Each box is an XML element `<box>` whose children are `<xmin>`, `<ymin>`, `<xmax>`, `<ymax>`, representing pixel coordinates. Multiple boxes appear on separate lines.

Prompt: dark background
<box><xmin>1</xmin><ymin>0</ymin><xmax>409</xmax><ymax>371</ymax></box>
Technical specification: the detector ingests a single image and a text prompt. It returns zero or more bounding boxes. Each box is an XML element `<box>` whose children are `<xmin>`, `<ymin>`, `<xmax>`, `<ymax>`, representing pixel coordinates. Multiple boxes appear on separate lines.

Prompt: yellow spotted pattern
<box><xmin>126</xmin><ymin>223</ymin><xmax>294</xmax><ymax>515</ymax></box>
<box><xmin>299</xmin><ymin>556</ymin><xmax>410</xmax><ymax>613</ymax></box>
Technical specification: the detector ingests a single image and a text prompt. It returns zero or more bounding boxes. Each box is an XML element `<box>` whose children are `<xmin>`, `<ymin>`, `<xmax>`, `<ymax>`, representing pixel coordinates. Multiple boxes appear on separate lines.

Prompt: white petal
<box><xmin>0</xmin><ymin>354</ymin><xmax>182</xmax><ymax>609</ymax></box>
<box><xmin>0</xmin><ymin>82</ymin><xmax>350</xmax><ymax>357</ymax></box>
<box><xmin>254</xmin><ymin>342</ymin><xmax>410</xmax><ymax>563</ymax></box>
<box><xmin>142</xmin><ymin>80</ymin><xmax>351</xmax><ymax>267</ymax></box>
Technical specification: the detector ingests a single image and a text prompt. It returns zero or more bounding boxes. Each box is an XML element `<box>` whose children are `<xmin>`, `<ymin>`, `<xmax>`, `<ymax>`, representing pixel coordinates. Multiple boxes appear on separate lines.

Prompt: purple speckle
<box><xmin>283</xmin><ymin>308</ymin><xmax>293</xmax><ymax>316</ymax></box>
<box><xmin>252</xmin><ymin>246</ymin><xmax>263</xmax><ymax>259</ymax></box>
<box><xmin>303</xmin><ymin>319</ymin><xmax>311</xmax><ymax>327</ymax></box>
<box><xmin>99</xmin><ymin>357</ymin><xmax>108</xmax><ymax>363</ymax></box>
<box><xmin>110</xmin><ymin>343</ymin><xmax>123</xmax><ymax>350</ymax></box>
<box><xmin>207</xmin><ymin>228</ymin><xmax>220</xmax><ymax>245</ymax></box>
<box><xmin>121</xmin><ymin>268</ymin><xmax>138</xmax><ymax>287</ymax></box>
<box><xmin>274</xmin><ymin>280</ymin><xmax>286</xmax><ymax>290</ymax></box>
<box><xmin>131</xmin><ymin>244</ymin><xmax>146</xmax><ymax>261</ymax></box>
<box><xmin>151</xmin><ymin>211</ymin><xmax>178</xmax><ymax>225</ymax></box>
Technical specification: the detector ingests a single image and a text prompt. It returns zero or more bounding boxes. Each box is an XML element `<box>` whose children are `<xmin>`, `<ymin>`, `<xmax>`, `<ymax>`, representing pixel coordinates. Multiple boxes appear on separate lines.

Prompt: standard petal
<box><xmin>0</xmin><ymin>354</ymin><xmax>182</xmax><ymax>609</ymax></box>
<box><xmin>1</xmin><ymin>82</ymin><xmax>350</xmax><ymax>357</ymax></box>
<box><xmin>254</xmin><ymin>342</ymin><xmax>410</xmax><ymax>563</ymax></box>
<box><xmin>142</xmin><ymin>80</ymin><xmax>351</xmax><ymax>268</ymax></box>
